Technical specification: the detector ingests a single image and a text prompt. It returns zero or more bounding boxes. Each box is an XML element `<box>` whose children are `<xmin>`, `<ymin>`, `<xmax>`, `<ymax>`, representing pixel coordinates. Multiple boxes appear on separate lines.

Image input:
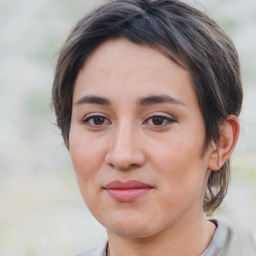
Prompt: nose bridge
<box><xmin>114</xmin><ymin>119</ymin><xmax>134</xmax><ymax>150</ymax></box>
<box><xmin>105</xmin><ymin>118</ymin><xmax>145</xmax><ymax>169</ymax></box>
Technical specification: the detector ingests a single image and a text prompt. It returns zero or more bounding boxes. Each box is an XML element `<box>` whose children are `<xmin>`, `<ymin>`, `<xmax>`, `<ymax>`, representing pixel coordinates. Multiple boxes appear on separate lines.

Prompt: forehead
<box><xmin>73</xmin><ymin>38</ymin><xmax>197</xmax><ymax>108</ymax></box>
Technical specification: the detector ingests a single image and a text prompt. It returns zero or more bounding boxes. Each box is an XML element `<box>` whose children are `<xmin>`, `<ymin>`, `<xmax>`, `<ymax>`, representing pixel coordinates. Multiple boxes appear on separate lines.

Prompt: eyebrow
<box><xmin>75</xmin><ymin>95</ymin><xmax>111</xmax><ymax>106</ymax></box>
<box><xmin>75</xmin><ymin>94</ymin><xmax>185</xmax><ymax>107</ymax></box>
<box><xmin>138</xmin><ymin>95</ymin><xmax>185</xmax><ymax>106</ymax></box>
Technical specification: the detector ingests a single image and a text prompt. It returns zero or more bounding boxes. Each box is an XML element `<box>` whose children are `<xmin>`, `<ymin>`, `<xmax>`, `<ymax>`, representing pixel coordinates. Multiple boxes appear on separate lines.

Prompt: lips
<box><xmin>104</xmin><ymin>180</ymin><xmax>153</xmax><ymax>202</ymax></box>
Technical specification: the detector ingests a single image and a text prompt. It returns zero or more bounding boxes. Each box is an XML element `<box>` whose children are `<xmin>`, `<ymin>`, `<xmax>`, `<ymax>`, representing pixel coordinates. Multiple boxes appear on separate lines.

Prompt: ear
<box><xmin>208</xmin><ymin>115</ymin><xmax>240</xmax><ymax>171</ymax></box>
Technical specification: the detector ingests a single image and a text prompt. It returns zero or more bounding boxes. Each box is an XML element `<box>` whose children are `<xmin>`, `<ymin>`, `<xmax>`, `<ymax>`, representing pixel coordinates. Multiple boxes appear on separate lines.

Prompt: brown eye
<box><xmin>82</xmin><ymin>115</ymin><xmax>111</xmax><ymax>128</ymax></box>
<box><xmin>144</xmin><ymin>114</ymin><xmax>176</xmax><ymax>128</ymax></box>
<box><xmin>93</xmin><ymin>116</ymin><xmax>105</xmax><ymax>125</ymax></box>
<box><xmin>152</xmin><ymin>116</ymin><xmax>165</xmax><ymax>125</ymax></box>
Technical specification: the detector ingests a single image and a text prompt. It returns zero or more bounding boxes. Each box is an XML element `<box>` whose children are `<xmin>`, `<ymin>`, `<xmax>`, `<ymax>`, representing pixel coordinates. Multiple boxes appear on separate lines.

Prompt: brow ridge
<box><xmin>75</xmin><ymin>95</ymin><xmax>111</xmax><ymax>106</ymax></box>
<box><xmin>138</xmin><ymin>94</ymin><xmax>185</xmax><ymax>106</ymax></box>
<box><xmin>75</xmin><ymin>94</ymin><xmax>185</xmax><ymax>107</ymax></box>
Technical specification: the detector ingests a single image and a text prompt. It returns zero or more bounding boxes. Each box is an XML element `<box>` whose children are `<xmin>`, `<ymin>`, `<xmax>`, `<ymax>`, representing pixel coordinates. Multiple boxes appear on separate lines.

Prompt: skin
<box><xmin>69</xmin><ymin>38</ymin><xmax>239</xmax><ymax>256</ymax></box>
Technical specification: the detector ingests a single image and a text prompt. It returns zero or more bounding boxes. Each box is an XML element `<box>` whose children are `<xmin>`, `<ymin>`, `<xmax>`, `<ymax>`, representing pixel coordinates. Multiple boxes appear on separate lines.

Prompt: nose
<box><xmin>105</xmin><ymin>122</ymin><xmax>146</xmax><ymax>171</ymax></box>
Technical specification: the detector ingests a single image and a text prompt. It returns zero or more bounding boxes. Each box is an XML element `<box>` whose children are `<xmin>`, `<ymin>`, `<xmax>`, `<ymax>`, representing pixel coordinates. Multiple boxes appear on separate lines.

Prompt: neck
<box><xmin>107</xmin><ymin>215</ymin><xmax>216</xmax><ymax>256</ymax></box>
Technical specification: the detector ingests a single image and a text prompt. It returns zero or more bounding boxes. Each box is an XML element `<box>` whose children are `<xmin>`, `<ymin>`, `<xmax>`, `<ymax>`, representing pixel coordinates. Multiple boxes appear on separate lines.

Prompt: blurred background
<box><xmin>0</xmin><ymin>0</ymin><xmax>255</xmax><ymax>255</ymax></box>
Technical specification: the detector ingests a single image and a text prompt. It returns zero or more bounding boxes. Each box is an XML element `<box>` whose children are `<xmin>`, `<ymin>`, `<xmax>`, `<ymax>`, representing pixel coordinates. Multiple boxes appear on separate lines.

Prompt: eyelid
<box><xmin>81</xmin><ymin>113</ymin><xmax>111</xmax><ymax>128</ymax></box>
<box><xmin>143</xmin><ymin>113</ymin><xmax>177</xmax><ymax>127</ymax></box>
<box><xmin>80</xmin><ymin>112</ymin><xmax>177</xmax><ymax>128</ymax></box>
<box><xmin>144</xmin><ymin>112</ymin><xmax>177</xmax><ymax>121</ymax></box>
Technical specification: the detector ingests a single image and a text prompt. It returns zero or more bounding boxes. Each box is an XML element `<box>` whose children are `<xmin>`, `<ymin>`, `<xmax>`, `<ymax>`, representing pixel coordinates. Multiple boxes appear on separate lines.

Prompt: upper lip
<box><xmin>104</xmin><ymin>180</ymin><xmax>153</xmax><ymax>189</ymax></box>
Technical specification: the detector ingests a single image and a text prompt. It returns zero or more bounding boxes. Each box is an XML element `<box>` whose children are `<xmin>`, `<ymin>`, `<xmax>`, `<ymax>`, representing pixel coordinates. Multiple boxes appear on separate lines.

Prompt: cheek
<box><xmin>150</xmin><ymin>136</ymin><xmax>195</xmax><ymax>171</ymax></box>
<box><xmin>69</xmin><ymin>130</ymin><xmax>105</xmax><ymax>178</ymax></box>
<box><xmin>69</xmin><ymin>133</ymin><xmax>106</xmax><ymax>204</ymax></box>
<box><xmin>150</xmin><ymin>136</ymin><xmax>206</xmax><ymax>192</ymax></box>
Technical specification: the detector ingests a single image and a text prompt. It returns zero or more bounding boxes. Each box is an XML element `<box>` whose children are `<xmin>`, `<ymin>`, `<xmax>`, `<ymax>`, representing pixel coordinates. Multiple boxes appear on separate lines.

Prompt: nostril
<box><xmin>104</xmin><ymin>136</ymin><xmax>146</xmax><ymax>170</ymax></box>
<box><xmin>108</xmin><ymin>162</ymin><xmax>140</xmax><ymax>171</ymax></box>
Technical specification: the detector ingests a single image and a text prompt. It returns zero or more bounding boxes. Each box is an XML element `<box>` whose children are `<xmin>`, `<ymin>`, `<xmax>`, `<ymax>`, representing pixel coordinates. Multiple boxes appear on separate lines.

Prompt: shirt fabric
<box><xmin>76</xmin><ymin>219</ymin><xmax>256</xmax><ymax>256</ymax></box>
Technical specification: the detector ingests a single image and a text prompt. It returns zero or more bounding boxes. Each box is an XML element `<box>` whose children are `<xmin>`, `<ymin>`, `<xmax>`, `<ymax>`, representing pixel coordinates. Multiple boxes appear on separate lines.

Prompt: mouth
<box><xmin>103</xmin><ymin>180</ymin><xmax>154</xmax><ymax>202</ymax></box>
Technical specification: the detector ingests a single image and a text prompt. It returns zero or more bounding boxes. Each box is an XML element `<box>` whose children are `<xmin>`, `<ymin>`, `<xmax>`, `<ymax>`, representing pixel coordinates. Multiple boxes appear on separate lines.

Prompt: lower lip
<box><xmin>105</xmin><ymin>188</ymin><xmax>152</xmax><ymax>202</ymax></box>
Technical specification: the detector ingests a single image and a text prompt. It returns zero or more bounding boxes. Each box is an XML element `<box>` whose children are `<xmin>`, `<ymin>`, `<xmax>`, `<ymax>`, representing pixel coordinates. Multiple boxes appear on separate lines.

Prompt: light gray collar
<box><xmin>201</xmin><ymin>219</ymin><xmax>227</xmax><ymax>256</ymax></box>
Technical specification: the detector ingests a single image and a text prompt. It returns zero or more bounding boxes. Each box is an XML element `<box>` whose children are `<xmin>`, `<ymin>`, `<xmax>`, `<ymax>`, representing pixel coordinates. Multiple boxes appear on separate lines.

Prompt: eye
<box><xmin>151</xmin><ymin>116</ymin><xmax>166</xmax><ymax>126</ymax></box>
<box><xmin>82</xmin><ymin>115</ymin><xmax>111</xmax><ymax>128</ymax></box>
<box><xmin>144</xmin><ymin>114</ymin><xmax>176</xmax><ymax>128</ymax></box>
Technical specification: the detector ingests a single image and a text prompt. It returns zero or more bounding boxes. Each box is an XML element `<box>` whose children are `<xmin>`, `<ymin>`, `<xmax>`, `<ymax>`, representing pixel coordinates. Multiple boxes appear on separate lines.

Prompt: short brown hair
<box><xmin>52</xmin><ymin>0</ymin><xmax>243</xmax><ymax>216</ymax></box>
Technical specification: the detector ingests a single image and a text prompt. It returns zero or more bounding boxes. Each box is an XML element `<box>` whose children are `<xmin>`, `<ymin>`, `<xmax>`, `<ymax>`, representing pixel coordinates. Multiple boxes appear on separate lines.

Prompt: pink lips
<box><xmin>104</xmin><ymin>180</ymin><xmax>153</xmax><ymax>202</ymax></box>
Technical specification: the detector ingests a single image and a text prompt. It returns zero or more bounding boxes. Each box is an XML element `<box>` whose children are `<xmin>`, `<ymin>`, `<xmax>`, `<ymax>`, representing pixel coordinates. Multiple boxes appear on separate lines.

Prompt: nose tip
<box><xmin>104</xmin><ymin>129</ymin><xmax>146</xmax><ymax>171</ymax></box>
<box><xmin>105</xmin><ymin>147</ymin><xmax>146</xmax><ymax>171</ymax></box>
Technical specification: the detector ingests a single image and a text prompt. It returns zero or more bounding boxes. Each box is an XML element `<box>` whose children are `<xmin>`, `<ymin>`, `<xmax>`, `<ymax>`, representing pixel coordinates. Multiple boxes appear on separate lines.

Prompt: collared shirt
<box><xmin>201</xmin><ymin>219</ymin><xmax>227</xmax><ymax>256</ymax></box>
<box><xmin>77</xmin><ymin>219</ymin><xmax>256</xmax><ymax>256</ymax></box>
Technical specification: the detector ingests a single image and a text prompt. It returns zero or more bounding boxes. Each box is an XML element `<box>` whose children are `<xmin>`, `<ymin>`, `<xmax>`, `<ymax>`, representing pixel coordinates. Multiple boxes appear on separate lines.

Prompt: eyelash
<box><xmin>81</xmin><ymin>115</ymin><xmax>111</xmax><ymax>128</ymax></box>
<box><xmin>81</xmin><ymin>114</ymin><xmax>176</xmax><ymax>129</ymax></box>
<box><xmin>144</xmin><ymin>115</ymin><xmax>176</xmax><ymax>128</ymax></box>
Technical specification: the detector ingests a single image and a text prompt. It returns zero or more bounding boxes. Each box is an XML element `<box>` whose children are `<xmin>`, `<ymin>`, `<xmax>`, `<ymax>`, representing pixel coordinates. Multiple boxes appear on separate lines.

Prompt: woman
<box><xmin>52</xmin><ymin>0</ymin><xmax>256</xmax><ymax>255</ymax></box>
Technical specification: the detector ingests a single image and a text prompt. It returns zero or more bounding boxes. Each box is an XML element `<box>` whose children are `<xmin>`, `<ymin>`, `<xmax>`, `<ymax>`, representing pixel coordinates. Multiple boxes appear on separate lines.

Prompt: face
<box><xmin>69</xmin><ymin>38</ymin><xmax>213</xmax><ymax>238</ymax></box>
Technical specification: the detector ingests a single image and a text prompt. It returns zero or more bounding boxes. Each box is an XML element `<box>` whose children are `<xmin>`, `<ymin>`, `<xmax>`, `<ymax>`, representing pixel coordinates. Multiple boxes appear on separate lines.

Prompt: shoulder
<box><xmin>221</xmin><ymin>222</ymin><xmax>256</xmax><ymax>256</ymax></box>
<box><xmin>76</xmin><ymin>241</ymin><xmax>108</xmax><ymax>256</ymax></box>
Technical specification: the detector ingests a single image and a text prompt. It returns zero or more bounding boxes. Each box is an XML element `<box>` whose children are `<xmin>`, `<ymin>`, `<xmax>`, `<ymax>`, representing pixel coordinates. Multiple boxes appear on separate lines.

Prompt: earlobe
<box><xmin>208</xmin><ymin>115</ymin><xmax>240</xmax><ymax>171</ymax></box>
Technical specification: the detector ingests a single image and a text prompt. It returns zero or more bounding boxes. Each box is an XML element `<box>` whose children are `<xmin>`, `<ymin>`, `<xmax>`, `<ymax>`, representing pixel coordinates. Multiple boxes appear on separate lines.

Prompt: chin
<box><xmin>101</xmin><ymin>212</ymin><xmax>158</xmax><ymax>238</ymax></box>
<box><xmin>108</xmin><ymin>224</ymin><xmax>154</xmax><ymax>238</ymax></box>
